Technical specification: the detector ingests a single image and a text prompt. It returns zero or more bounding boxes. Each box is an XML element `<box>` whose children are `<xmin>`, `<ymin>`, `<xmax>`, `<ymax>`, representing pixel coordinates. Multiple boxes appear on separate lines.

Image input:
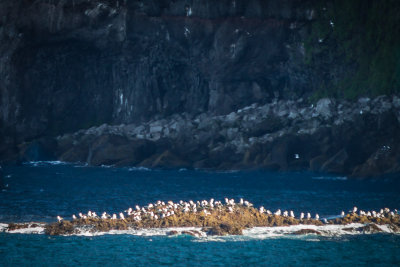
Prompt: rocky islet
<box><xmin>4</xmin><ymin>198</ymin><xmax>400</xmax><ymax>236</ymax></box>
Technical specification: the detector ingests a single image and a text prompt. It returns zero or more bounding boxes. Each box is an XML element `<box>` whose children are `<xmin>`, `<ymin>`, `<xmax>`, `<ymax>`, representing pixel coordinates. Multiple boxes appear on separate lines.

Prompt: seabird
<box><xmin>341</xmin><ymin>211</ymin><xmax>345</xmax><ymax>217</ymax></box>
<box><xmin>112</xmin><ymin>214</ymin><xmax>117</xmax><ymax>220</ymax></box>
<box><xmin>228</xmin><ymin>207</ymin><xmax>234</xmax><ymax>213</ymax></box>
<box><xmin>259</xmin><ymin>206</ymin><xmax>265</xmax><ymax>214</ymax></box>
<box><xmin>384</xmin><ymin>208</ymin><xmax>390</xmax><ymax>213</ymax></box>
<box><xmin>240</xmin><ymin>198</ymin><xmax>244</xmax><ymax>205</ymax></box>
<box><xmin>300</xmin><ymin>212</ymin><xmax>304</xmax><ymax>220</ymax></box>
<box><xmin>57</xmin><ymin>216</ymin><xmax>63</xmax><ymax>222</ymax></box>
<box><xmin>283</xmin><ymin>211</ymin><xmax>288</xmax><ymax>217</ymax></box>
<box><xmin>127</xmin><ymin>208</ymin><xmax>133</xmax><ymax>215</ymax></box>
<box><xmin>352</xmin><ymin>207</ymin><xmax>358</xmax><ymax>213</ymax></box>
<box><xmin>274</xmin><ymin>209</ymin><xmax>281</xmax><ymax>216</ymax></box>
<box><xmin>307</xmin><ymin>213</ymin><xmax>311</xmax><ymax>219</ymax></box>
<box><xmin>203</xmin><ymin>209</ymin><xmax>211</xmax><ymax>216</ymax></box>
<box><xmin>119</xmin><ymin>212</ymin><xmax>125</xmax><ymax>220</ymax></box>
<box><xmin>290</xmin><ymin>211</ymin><xmax>295</xmax><ymax>218</ymax></box>
<box><xmin>72</xmin><ymin>214</ymin><xmax>77</xmax><ymax>220</ymax></box>
<box><xmin>315</xmin><ymin>214</ymin><xmax>319</xmax><ymax>220</ymax></box>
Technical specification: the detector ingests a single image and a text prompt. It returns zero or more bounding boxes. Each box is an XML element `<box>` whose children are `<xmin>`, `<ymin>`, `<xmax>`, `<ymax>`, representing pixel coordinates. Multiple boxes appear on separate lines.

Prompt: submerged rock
<box><xmin>181</xmin><ymin>230</ymin><xmax>203</xmax><ymax>237</ymax></box>
<box><xmin>166</xmin><ymin>230</ymin><xmax>179</xmax><ymax>236</ymax></box>
<box><xmin>205</xmin><ymin>223</ymin><xmax>243</xmax><ymax>236</ymax></box>
<box><xmin>292</xmin><ymin>229</ymin><xmax>322</xmax><ymax>235</ymax></box>
<box><xmin>355</xmin><ymin>224</ymin><xmax>383</xmax><ymax>234</ymax></box>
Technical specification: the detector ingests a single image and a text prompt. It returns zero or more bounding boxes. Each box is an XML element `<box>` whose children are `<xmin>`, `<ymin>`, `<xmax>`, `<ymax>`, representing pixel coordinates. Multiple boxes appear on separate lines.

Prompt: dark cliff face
<box><xmin>0</xmin><ymin>0</ymin><xmax>318</xmax><ymax>158</ymax></box>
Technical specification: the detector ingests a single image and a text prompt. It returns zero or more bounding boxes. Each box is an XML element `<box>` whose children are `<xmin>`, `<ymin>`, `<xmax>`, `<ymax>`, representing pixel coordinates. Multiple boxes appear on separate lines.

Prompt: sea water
<box><xmin>1</xmin><ymin>162</ymin><xmax>400</xmax><ymax>266</ymax></box>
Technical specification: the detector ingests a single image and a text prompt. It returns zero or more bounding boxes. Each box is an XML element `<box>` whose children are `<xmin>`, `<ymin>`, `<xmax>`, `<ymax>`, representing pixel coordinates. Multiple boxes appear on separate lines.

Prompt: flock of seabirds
<box><xmin>56</xmin><ymin>197</ymin><xmax>399</xmax><ymax>224</ymax></box>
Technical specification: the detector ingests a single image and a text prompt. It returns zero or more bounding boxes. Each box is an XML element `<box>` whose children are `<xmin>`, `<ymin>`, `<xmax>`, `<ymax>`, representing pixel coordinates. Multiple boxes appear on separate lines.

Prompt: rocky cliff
<box><xmin>0</xmin><ymin>0</ymin><xmax>320</xmax><ymax>157</ymax></box>
<box><xmin>1</xmin><ymin>0</ymin><xmax>400</xmax><ymax>177</ymax></box>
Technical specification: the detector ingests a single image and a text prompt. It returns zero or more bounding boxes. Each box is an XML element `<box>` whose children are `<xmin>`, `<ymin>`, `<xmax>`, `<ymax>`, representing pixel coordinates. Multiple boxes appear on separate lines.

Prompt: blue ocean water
<box><xmin>1</xmin><ymin>162</ymin><xmax>400</xmax><ymax>266</ymax></box>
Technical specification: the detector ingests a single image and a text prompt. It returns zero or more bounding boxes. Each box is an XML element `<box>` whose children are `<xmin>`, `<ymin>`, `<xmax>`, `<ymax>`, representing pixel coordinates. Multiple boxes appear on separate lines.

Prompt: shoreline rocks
<box><xmin>15</xmin><ymin>95</ymin><xmax>400</xmax><ymax>178</ymax></box>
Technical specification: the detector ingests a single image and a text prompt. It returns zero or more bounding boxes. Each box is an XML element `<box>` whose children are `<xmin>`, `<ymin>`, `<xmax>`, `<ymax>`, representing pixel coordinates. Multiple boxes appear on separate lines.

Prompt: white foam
<box><xmin>25</xmin><ymin>161</ymin><xmax>68</xmax><ymax>167</ymax></box>
<box><xmin>312</xmin><ymin>176</ymin><xmax>347</xmax><ymax>181</ymax></box>
<box><xmin>0</xmin><ymin>223</ymin><xmax>9</xmax><ymax>232</ymax></box>
<box><xmin>70</xmin><ymin>227</ymin><xmax>205</xmax><ymax>237</ymax></box>
<box><xmin>4</xmin><ymin>223</ymin><xmax>46</xmax><ymax>234</ymax></box>
<box><xmin>1</xmin><ymin>223</ymin><xmax>398</xmax><ymax>239</ymax></box>
<box><xmin>127</xmin><ymin>167</ymin><xmax>151</xmax><ymax>172</ymax></box>
<box><xmin>8</xmin><ymin>226</ymin><xmax>45</xmax><ymax>234</ymax></box>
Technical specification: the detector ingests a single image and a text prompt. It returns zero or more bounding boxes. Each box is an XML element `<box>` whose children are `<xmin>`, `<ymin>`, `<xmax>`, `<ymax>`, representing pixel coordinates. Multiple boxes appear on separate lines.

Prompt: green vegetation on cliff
<box><xmin>306</xmin><ymin>0</ymin><xmax>400</xmax><ymax>99</ymax></box>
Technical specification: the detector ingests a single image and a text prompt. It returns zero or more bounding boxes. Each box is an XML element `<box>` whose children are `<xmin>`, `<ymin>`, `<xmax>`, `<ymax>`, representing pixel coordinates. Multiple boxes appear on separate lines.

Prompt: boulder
<box><xmin>89</xmin><ymin>135</ymin><xmax>157</xmax><ymax>166</ymax></box>
<box><xmin>321</xmin><ymin>149</ymin><xmax>349</xmax><ymax>174</ymax></box>
<box><xmin>315</xmin><ymin>98</ymin><xmax>334</xmax><ymax>119</ymax></box>
<box><xmin>142</xmin><ymin>150</ymin><xmax>190</xmax><ymax>169</ymax></box>
<box><xmin>310</xmin><ymin>155</ymin><xmax>328</xmax><ymax>172</ymax></box>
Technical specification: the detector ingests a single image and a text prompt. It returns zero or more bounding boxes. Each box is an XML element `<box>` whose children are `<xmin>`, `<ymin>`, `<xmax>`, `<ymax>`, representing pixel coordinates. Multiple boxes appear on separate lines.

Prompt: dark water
<box><xmin>1</xmin><ymin>162</ymin><xmax>400</xmax><ymax>266</ymax></box>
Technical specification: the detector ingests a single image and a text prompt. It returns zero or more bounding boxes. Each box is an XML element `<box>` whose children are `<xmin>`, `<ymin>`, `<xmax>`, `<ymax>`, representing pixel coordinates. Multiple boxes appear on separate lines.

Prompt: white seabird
<box><xmin>57</xmin><ymin>216</ymin><xmax>63</xmax><ymax>222</ymax></box>
<box><xmin>315</xmin><ymin>214</ymin><xmax>319</xmax><ymax>220</ymax></box>
<box><xmin>127</xmin><ymin>208</ymin><xmax>133</xmax><ymax>215</ymax></box>
<box><xmin>300</xmin><ymin>212</ymin><xmax>304</xmax><ymax>220</ymax></box>
<box><xmin>112</xmin><ymin>214</ymin><xmax>117</xmax><ymax>220</ymax></box>
<box><xmin>259</xmin><ymin>206</ymin><xmax>265</xmax><ymax>214</ymax></box>
<box><xmin>119</xmin><ymin>212</ymin><xmax>125</xmax><ymax>220</ymax></box>
<box><xmin>283</xmin><ymin>211</ymin><xmax>288</xmax><ymax>217</ymax></box>
<box><xmin>274</xmin><ymin>209</ymin><xmax>281</xmax><ymax>216</ymax></box>
<box><xmin>307</xmin><ymin>213</ymin><xmax>311</xmax><ymax>219</ymax></box>
<box><xmin>72</xmin><ymin>214</ymin><xmax>77</xmax><ymax>220</ymax></box>
<box><xmin>341</xmin><ymin>211</ymin><xmax>345</xmax><ymax>217</ymax></box>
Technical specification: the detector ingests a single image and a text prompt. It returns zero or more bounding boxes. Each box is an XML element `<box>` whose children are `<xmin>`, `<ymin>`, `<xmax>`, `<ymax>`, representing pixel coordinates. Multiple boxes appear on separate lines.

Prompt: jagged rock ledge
<box><xmin>20</xmin><ymin>95</ymin><xmax>400</xmax><ymax>178</ymax></box>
